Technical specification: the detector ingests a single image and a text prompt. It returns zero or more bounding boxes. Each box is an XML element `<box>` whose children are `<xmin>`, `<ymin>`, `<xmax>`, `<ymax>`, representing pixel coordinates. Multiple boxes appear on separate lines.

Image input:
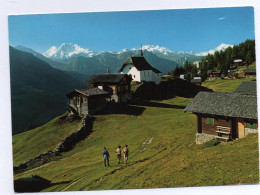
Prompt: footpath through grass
<box><xmin>13</xmin><ymin>91</ymin><xmax>259</xmax><ymax>191</ymax></box>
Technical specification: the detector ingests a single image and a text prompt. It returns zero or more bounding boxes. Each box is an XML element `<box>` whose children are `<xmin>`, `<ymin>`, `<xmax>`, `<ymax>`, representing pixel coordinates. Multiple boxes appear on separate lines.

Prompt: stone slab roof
<box><xmin>184</xmin><ymin>91</ymin><xmax>257</xmax><ymax>120</ymax></box>
<box><xmin>66</xmin><ymin>88</ymin><xmax>109</xmax><ymax>97</ymax></box>
<box><xmin>120</xmin><ymin>56</ymin><xmax>161</xmax><ymax>73</ymax></box>
<box><xmin>234</xmin><ymin>81</ymin><xmax>256</xmax><ymax>95</ymax></box>
<box><xmin>87</xmin><ymin>74</ymin><xmax>131</xmax><ymax>83</ymax></box>
<box><xmin>244</xmin><ymin>68</ymin><xmax>256</xmax><ymax>73</ymax></box>
<box><xmin>191</xmin><ymin>78</ymin><xmax>202</xmax><ymax>83</ymax></box>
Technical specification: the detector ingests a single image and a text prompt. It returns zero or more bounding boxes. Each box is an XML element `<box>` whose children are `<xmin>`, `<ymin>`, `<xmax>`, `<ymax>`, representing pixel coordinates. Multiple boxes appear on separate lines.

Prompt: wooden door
<box><xmin>238</xmin><ymin>120</ymin><xmax>245</xmax><ymax>138</ymax></box>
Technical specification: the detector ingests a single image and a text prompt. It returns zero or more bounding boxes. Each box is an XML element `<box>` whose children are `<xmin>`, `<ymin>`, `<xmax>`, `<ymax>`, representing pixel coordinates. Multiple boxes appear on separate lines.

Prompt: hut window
<box><xmin>206</xmin><ymin>117</ymin><xmax>214</xmax><ymax>125</ymax></box>
<box><xmin>246</xmin><ymin>122</ymin><xmax>257</xmax><ymax>129</ymax></box>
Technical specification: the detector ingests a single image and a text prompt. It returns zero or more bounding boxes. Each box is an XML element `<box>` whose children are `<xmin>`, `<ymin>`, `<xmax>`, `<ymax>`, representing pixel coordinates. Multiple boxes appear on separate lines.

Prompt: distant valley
<box><xmin>10</xmin><ymin>42</ymin><xmax>228</xmax><ymax>134</ymax></box>
<box><xmin>10</xmin><ymin>47</ymin><xmax>87</xmax><ymax>134</ymax></box>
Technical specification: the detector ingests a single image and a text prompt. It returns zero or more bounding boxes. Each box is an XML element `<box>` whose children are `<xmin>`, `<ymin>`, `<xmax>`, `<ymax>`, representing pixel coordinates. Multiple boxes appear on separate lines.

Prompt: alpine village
<box><xmin>11</xmin><ymin>39</ymin><xmax>258</xmax><ymax>192</ymax></box>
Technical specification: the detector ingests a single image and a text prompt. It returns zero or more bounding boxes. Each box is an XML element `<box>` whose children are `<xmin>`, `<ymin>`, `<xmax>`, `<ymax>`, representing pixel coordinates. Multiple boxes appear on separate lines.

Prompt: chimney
<box><xmin>140</xmin><ymin>44</ymin><xmax>143</xmax><ymax>57</ymax></box>
<box><xmin>107</xmin><ymin>68</ymin><xmax>110</xmax><ymax>74</ymax></box>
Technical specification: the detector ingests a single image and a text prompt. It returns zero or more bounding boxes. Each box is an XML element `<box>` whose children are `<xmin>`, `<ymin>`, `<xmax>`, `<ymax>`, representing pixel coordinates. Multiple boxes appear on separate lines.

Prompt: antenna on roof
<box><xmin>140</xmin><ymin>44</ymin><xmax>143</xmax><ymax>57</ymax></box>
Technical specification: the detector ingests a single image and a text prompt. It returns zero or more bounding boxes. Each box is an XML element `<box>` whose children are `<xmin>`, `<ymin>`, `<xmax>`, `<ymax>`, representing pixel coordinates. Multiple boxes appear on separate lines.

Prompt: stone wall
<box><xmin>195</xmin><ymin>133</ymin><xmax>215</xmax><ymax>144</ymax></box>
<box><xmin>14</xmin><ymin>115</ymin><xmax>94</xmax><ymax>174</ymax></box>
<box><xmin>245</xmin><ymin>128</ymin><xmax>258</xmax><ymax>136</ymax></box>
<box><xmin>55</xmin><ymin>115</ymin><xmax>94</xmax><ymax>153</ymax></box>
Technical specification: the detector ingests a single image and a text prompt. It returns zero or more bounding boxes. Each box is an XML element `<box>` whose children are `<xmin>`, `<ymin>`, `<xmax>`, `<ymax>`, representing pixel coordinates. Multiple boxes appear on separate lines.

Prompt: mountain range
<box><xmin>41</xmin><ymin>43</ymin><xmax>233</xmax><ymax>60</ymax></box>
<box><xmin>195</xmin><ymin>43</ymin><xmax>233</xmax><ymax>56</ymax></box>
<box><xmin>10</xmin><ymin>46</ymin><xmax>87</xmax><ymax>134</ymax></box>
<box><xmin>10</xmin><ymin>42</ymin><xmax>232</xmax><ymax>134</ymax></box>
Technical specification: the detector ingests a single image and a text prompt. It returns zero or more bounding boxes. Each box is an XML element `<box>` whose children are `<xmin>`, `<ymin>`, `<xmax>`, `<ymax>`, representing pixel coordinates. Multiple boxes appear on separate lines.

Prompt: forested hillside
<box><xmin>169</xmin><ymin>39</ymin><xmax>256</xmax><ymax>80</ymax></box>
<box><xmin>200</xmin><ymin>39</ymin><xmax>255</xmax><ymax>80</ymax></box>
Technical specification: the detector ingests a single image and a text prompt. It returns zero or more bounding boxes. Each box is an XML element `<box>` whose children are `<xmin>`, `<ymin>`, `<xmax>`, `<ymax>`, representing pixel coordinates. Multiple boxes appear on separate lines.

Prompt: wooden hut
<box><xmin>66</xmin><ymin>88</ymin><xmax>109</xmax><ymax>115</ymax></box>
<box><xmin>87</xmin><ymin>74</ymin><xmax>132</xmax><ymax>103</ymax></box>
<box><xmin>184</xmin><ymin>92</ymin><xmax>257</xmax><ymax>143</ymax></box>
<box><xmin>207</xmin><ymin>70</ymin><xmax>221</xmax><ymax>79</ymax></box>
<box><xmin>191</xmin><ymin>77</ymin><xmax>202</xmax><ymax>86</ymax></box>
<box><xmin>234</xmin><ymin>81</ymin><xmax>256</xmax><ymax>95</ymax></box>
<box><xmin>244</xmin><ymin>68</ymin><xmax>256</xmax><ymax>78</ymax></box>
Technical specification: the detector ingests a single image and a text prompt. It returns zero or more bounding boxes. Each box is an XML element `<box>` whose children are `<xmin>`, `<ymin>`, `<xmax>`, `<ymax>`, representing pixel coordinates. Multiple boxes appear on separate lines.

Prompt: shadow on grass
<box><xmin>14</xmin><ymin>175</ymin><xmax>71</xmax><ymax>192</ymax></box>
<box><xmin>128</xmin><ymin>99</ymin><xmax>186</xmax><ymax>109</ymax></box>
<box><xmin>95</xmin><ymin>103</ymin><xmax>146</xmax><ymax>116</ymax></box>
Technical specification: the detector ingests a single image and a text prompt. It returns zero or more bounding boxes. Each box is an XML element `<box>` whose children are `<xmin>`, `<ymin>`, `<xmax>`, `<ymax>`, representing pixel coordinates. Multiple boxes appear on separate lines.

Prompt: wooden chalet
<box><xmin>207</xmin><ymin>69</ymin><xmax>221</xmax><ymax>79</ymax></box>
<box><xmin>184</xmin><ymin>91</ymin><xmax>257</xmax><ymax>143</ymax></box>
<box><xmin>66</xmin><ymin>88</ymin><xmax>109</xmax><ymax>115</ymax></box>
<box><xmin>234</xmin><ymin>59</ymin><xmax>242</xmax><ymax>65</ymax></box>
<box><xmin>244</xmin><ymin>68</ymin><xmax>256</xmax><ymax>78</ymax></box>
<box><xmin>227</xmin><ymin>69</ymin><xmax>238</xmax><ymax>79</ymax></box>
<box><xmin>191</xmin><ymin>77</ymin><xmax>202</xmax><ymax>86</ymax></box>
<box><xmin>87</xmin><ymin>74</ymin><xmax>132</xmax><ymax>103</ymax></box>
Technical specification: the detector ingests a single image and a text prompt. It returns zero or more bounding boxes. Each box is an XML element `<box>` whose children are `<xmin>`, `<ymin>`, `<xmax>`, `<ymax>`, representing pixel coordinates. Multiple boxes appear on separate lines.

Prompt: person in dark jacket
<box><xmin>103</xmin><ymin>147</ymin><xmax>110</xmax><ymax>167</ymax></box>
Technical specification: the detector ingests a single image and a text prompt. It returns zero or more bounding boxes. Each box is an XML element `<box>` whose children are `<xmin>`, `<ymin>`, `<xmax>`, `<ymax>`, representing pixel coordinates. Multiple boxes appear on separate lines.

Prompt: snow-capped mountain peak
<box><xmin>196</xmin><ymin>43</ymin><xmax>233</xmax><ymax>56</ymax></box>
<box><xmin>141</xmin><ymin>45</ymin><xmax>173</xmax><ymax>55</ymax></box>
<box><xmin>43</xmin><ymin>43</ymin><xmax>97</xmax><ymax>60</ymax></box>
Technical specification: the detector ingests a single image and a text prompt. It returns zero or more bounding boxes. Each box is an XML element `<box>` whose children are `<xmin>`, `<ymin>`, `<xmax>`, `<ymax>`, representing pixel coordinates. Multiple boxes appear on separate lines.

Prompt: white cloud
<box><xmin>217</xmin><ymin>17</ymin><xmax>226</xmax><ymax>20</ymax></box>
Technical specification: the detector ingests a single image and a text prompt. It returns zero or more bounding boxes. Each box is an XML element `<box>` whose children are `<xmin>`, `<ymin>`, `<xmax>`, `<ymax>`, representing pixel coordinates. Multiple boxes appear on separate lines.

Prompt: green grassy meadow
<box><xmin>202</xmin><ymin>77</ymin><xmax>256</xmax><ymax>92</ymax></box>
<box><xmin>13</xmin><ymin>78</ymin><xmax>259</xmax><ymax>191</ymax></box>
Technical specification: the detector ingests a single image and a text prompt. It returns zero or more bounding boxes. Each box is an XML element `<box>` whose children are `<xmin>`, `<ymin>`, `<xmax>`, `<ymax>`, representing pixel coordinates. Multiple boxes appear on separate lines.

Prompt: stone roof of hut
<box><xmin>119</xmin><ymin>56</ymin><xmax>161</xmax><ymax>73</ymax></box>
<box><xmin>191</xmin><ymin>78</ymin><xmax>202</xmax><ymax>83</ymax></box>
<box><xmin>244</xmin><ymin>68</ymin><xmax>256</xmax><ymax>73</ymax></box>
<box><xmin>234</xmin><ymin>81</ymin><xmax>256</xmax><ymax>95</ymax></box>
<box><xmin>207</xmin><ymin>69</ymin><xmax>221</xmax><ymax>74</ymax></box>
<box><xmin>184</xmin><ymin>91</ymin><xmax>257</xmax><ymax>120</ymax></box>
<box><xmin>66</xmin><ymin>88</ymin><xmax>109</xmax><ymax>97</ymax></box>
<box><xmin>87</xmin><ymin>74</ymin><xmax>132</xmax><ymax>83</ymax></box>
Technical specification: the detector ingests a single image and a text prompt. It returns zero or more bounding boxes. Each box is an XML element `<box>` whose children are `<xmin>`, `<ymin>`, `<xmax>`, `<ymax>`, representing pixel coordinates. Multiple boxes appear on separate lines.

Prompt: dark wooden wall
<box><xmin>201</xmin><ymin>115</ymin><xmax>232</xmax><ymax>136</ymax></box>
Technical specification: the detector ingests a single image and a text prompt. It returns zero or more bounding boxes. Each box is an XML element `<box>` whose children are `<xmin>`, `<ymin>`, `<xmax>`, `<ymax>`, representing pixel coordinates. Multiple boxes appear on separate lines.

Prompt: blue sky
<box><xmin>8</xmin><ymin>7</ymin><xmax>255</xmax><ymax>54</ymax></box>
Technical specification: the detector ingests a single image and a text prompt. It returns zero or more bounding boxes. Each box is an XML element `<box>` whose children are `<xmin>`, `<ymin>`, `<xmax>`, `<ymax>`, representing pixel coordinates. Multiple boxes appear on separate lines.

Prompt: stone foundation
<box><xmin>195</xmin><ymin>133</ymin><xmax>215</xmax><ymax>144</ymax></box>
<box><xmin>245</xmin><ymin>128</ymin><xmax>258</xmax><ymax>136</ymax></box>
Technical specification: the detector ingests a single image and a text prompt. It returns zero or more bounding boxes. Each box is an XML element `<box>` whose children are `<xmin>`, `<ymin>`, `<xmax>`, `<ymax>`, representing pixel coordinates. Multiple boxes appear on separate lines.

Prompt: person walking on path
<box><xmin>115</xmin><ymin>145</ymin><xmax>122</xmax><ymax>164</ymax></box>
<box><xmin>123</xmin><ymin>145</ymin><xmax>129</xmax><ymax>164</ymax></box>
<box><xmin>103</xmin><ymin>147</ymin><xmax>110</xmax><ymax>167</ymax></box>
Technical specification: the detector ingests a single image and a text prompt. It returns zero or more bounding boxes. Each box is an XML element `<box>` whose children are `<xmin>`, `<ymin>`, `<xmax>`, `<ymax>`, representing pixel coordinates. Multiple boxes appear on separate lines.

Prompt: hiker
<box><xmin>103</xmin><ymin>147</ymin><xmax>110</xmax><ymax>167</ymax></box>
<box><xmin>123</xmin><ymin>145</ymin><xmax>129</xmax><ymax>164</ymax></box>
<box><xmin>115</xmin><ymin>145</ymin><xmax>121</xmax><ymax>164</ymax></box>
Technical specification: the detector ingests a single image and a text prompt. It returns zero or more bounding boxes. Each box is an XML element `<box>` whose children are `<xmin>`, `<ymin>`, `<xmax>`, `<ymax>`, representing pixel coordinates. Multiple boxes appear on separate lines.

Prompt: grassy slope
<box><xmin>12</xmin><ymin>113</ymin><xmax>82</xmax><ymax>165</ymax></box>
<box><xmin>13</xmin><ymin>78</ymin><xmax>259</xmax><ymax>191</ymax></box>
<box><xmin>202</xmin><ymin>78</ymin><xmax>256</xmax><ymax>92</ymax></box>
